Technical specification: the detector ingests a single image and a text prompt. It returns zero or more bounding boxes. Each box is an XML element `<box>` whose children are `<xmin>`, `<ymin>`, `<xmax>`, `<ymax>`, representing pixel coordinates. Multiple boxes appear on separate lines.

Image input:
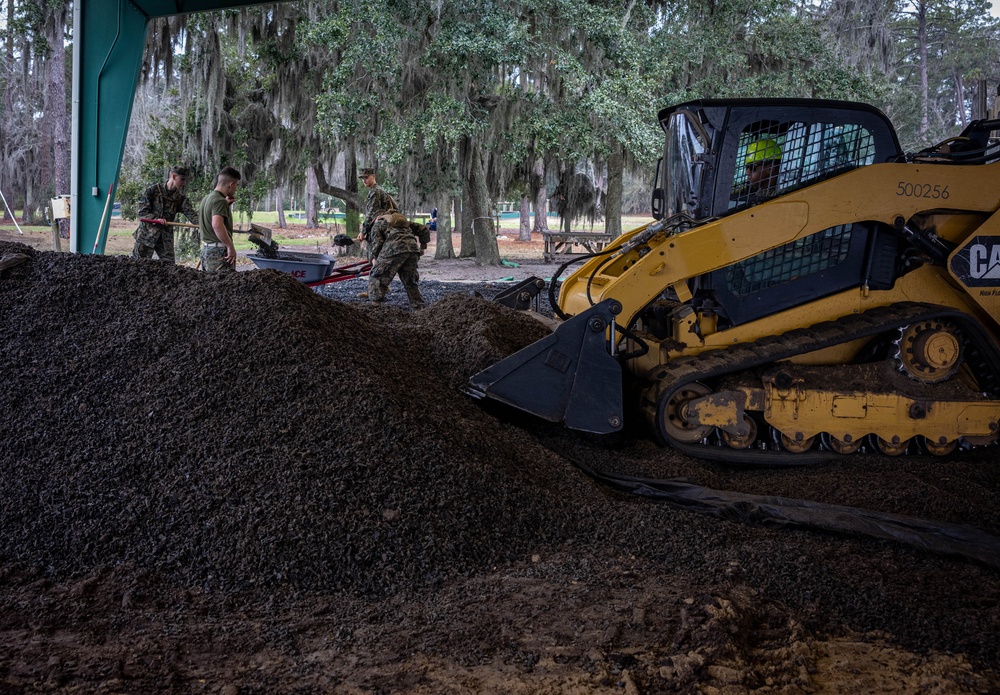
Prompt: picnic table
<box><xmin>541</xmin><ymin>231</ymin><xmax>615</xmax><ymax>262</ymax></box>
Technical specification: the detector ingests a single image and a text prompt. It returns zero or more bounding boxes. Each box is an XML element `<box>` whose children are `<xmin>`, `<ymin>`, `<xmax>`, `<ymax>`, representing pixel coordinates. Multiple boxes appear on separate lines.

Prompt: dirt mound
<box><xmin>3</xmin><ymin>242</ymin><xmax>1000</xmax><ymax>691</ymax></box>
<box><xmin>0</xmin><ymin>242</ymin><xmax>582</xmax><ymax>594</ymax></box>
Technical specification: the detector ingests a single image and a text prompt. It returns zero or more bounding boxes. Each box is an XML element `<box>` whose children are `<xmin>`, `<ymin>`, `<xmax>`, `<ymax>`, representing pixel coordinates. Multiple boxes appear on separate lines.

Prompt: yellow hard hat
<box><xmin>745</xmin><ymin>138</ymin><xmax>782</xmax><ymax>165</ymax></box>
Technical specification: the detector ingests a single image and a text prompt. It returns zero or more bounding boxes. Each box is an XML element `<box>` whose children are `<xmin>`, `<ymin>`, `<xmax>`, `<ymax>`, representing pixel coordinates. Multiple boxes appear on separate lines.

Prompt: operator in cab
<box><xmin>732</xmin><ymin>138</ymin><xmax>783</xmax><ymax>207</ymax></box>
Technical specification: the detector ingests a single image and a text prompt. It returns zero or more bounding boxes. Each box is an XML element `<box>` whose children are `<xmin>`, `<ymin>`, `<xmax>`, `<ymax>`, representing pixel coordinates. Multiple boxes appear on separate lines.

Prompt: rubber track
<box><xmin>644</xmin><ymin>302</ymin><xmax>1000</xmax><ymax>465</ymax></box>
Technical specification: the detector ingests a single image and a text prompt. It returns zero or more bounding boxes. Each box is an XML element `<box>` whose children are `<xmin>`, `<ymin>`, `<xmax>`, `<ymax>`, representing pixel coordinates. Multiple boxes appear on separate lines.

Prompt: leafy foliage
<box><xmin>4</xmin><ymin>0</ymin><xmax>1000</xmax><ymax>235</ymax></box>
<box><xmin>886</xmin><ymin>0</ymin><xmax>1000</xmax><ymax>150</ymax></box>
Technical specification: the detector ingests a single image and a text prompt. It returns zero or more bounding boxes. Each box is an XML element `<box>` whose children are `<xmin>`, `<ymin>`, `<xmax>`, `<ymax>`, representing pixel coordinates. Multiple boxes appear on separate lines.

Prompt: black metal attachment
<box><xmin>466</xmin><ymin>299</ymin><xmax>624</xmax><ymax>434</ymax></box>
<box><xmin>492</xmin><ymin>276</ymin><xmax>547</xmax><ymax>312</ymax></box>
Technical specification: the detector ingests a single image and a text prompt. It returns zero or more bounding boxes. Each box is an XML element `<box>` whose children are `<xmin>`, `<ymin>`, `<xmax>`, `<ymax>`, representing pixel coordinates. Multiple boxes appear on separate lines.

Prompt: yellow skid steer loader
<box><xmin>470</xmin><ymin>99</ymin><xmax>1000</xmax><ymax>462</ymax></box>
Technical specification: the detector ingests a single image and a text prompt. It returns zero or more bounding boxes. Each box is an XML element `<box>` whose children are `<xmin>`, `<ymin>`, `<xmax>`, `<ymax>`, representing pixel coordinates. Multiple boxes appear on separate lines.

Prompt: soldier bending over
<box><xmin>368</xmin><ymin>210</ymin><xmax>425</xmax><ymax>310</ymax></box>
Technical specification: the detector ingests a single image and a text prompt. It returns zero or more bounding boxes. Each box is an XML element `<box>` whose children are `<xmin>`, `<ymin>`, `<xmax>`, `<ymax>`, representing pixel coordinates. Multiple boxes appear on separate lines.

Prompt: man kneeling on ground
<box><xmin>367</xmin><ymin>209</ymin><xmax>425</xmax><ymax>310</ymax></box>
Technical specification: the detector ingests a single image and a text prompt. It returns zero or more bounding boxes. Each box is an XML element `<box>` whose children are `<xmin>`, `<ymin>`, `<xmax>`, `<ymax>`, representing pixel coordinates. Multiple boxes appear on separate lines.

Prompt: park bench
<box><xmin>541</xmin><ymin>230</ymin><xmax>614</xmax><ymax>262</ymax></box>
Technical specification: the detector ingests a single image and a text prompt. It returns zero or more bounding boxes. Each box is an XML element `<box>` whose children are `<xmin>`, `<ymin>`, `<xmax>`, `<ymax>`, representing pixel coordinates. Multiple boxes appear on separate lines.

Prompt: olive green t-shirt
<box><xmin>199</xmin><ymin>190</ymin><xmax>233</xmax><ymax>243</ymax></box>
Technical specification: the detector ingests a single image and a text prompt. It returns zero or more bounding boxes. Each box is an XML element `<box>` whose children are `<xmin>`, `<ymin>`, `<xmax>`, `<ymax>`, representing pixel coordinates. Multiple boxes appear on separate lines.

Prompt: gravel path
<box><xmin>313</xmin><ymin>275</ymin><xmax>555</xmax><ymax>315</ymax></box>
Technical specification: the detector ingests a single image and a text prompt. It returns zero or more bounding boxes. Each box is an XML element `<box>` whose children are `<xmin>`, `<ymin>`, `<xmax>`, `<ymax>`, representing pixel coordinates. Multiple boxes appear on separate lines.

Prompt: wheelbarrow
<box><xmin>248</xmin><ymin>251</ymin><xmax>371</xmax><ymax>286</ymax></box>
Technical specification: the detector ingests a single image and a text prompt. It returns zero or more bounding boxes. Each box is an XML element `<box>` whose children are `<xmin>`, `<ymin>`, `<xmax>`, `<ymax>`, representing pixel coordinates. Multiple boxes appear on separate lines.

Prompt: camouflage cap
<box><xmin>359</xmin><ymin>167</ymin><xmax>377</xmax><ymax>178</ymax></box>
<box><xmin>384</xmin><ymin>212</ymin><xmax>409</xmax><ymax>229</ymax></box>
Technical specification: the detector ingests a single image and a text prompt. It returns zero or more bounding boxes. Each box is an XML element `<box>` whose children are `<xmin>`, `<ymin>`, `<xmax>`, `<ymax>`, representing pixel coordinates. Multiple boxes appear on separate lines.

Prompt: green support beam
<box><xmin>71</xmin><ymin>0</ymin><xmax>274</xmax><ymax>254</ymax></box>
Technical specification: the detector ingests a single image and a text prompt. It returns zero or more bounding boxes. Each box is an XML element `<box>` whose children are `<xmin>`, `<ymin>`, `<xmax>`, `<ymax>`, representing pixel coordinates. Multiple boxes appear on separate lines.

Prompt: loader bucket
<box><xmin>467</xmin><ymin>299</ymin><xmax>624</xmax><ymax>434</ymax></box>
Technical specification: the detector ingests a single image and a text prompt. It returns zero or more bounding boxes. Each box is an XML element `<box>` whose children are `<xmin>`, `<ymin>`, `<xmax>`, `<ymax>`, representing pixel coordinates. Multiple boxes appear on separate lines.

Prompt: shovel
<box><xmin>139</xmin><ymin>218</ymin><xmax>199</xmax><ymax>229</ymax></box>
<box><xmin>140</xmin><ymin>219</ymin><xmax>268</xmax><ymax>237</ymax></box>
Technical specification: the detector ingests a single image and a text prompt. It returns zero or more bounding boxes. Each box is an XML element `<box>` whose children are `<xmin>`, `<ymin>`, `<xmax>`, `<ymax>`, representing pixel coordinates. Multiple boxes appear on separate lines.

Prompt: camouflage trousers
<box><xmin>132</xmin><ymin>232</ymin><xmax>175</xmax><ymax>263</ymax></box>
<box><xmin>368</xmin><ymin>252</ymin><xmax>424</xmax><ymax>309</ymax></box>
<box><xmin>199</xmin><ymin>244</ymin><xmax>235</xmax><ymax>273</ymax></box>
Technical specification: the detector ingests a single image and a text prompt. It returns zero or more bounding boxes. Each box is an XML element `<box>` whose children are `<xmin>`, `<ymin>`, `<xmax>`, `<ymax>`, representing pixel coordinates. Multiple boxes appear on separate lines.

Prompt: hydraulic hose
<box><xmin>615</xmin><ymin>323</ymin><xmax>649</xmax><ymax>361</ymax></box>
<box><xmin>549</xmin><ymin>252</ymin><xmax>604</xmax><ymax>321</ymax></box>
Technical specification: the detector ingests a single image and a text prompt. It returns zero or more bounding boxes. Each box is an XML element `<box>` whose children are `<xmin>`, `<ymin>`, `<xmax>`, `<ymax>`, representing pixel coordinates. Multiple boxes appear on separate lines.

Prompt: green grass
<box><xmin>495</xmin><ymin>215</ymin><xmax>650</xmax><ymax>232</ymax></box>
<box><xmin>234</xmin><ymin>211</ymin><xmax>290</xmax><ymax>226</ymax></box>
<box><xmin>0</xmin><ymin>224</ymin><xmax>51</xmax><ymax>233</ymax></box>
<box><xmin>231</xmin><ymin>211</ymin><xmax>652</xmax><ymax>234</ymax></box>
<box><xmin>3</xmin><ymin>212</ymin><xmax>654</xmax><ymax>257</ymax></box>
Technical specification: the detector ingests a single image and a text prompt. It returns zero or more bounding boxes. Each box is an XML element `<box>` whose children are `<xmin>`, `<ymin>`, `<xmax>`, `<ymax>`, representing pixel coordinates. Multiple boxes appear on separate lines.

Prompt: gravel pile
<box><xmin>0</xmin><ymin>242</ymin><xmax>580</xmax><ymax>594</ymax></box>
<box><xmin>312</xmin><ymin>272</ymin><xmax>555</xmax><ymax>319</ymax></box>
<box><xmin>3</xmin><ymin>242</ymin><xmax>1000</xmax><ymax>668</ymax></box>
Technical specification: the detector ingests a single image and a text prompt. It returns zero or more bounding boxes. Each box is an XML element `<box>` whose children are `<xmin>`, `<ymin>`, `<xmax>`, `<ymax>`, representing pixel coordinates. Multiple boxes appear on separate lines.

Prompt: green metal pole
<box><xmin>71</xmin><ymin>0</ymin><xmax>149</xmax><ymax>254</ymax></box>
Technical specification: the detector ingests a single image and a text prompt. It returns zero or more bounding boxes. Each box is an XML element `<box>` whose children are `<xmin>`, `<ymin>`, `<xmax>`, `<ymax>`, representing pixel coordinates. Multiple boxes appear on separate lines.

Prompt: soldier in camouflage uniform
<box><xmin>356</xmin><ymin>167</ymin><xmax>396</xmax><ymax>298</ymax></box>
<box><xmin>368</xmin><ymin>210</ymin><xmax>425</xmax><ymax>309</ymax></box>
<box><xmin>358</xmin><ymin>168</ymin><xmax>396</xmax><ymax>257</ymax></box>
<box><xmin>132</xmin><ymin>165</ymin><xmax>199</xmax><ymax>263</ymax></box>
<box><xmin>198</xmin><ymin>167</ymin><xmax>241</xmax><ymax>273</ymax></box>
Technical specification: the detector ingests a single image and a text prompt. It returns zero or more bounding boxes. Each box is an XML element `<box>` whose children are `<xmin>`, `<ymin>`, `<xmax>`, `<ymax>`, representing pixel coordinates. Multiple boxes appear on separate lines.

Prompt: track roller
<box><xmin>923</xmin><ymin>436</ymin><xmax>958</xmax><ymax>456</ymax></box>
<box><xmin>822</xmin><ymin>433</ymin><xmax>862</xmax><ymax>455</ymax></box>
<box><xmin>653</xmin><ymin>382</ymin><xmax>714</xmax><ymax>444</ymax></box>
<box><xmin>780</xmin><ymin>432</ymin><xmax>817</xmax><ymax>453</ymax></box>
<box><xmin>873</xmin><ymin>435</ymin><xmax>911</xmax><ymax>456</ymax></box>
<box><xmin>722</xmin><ymin>415</ymin><xmax>757</xmax><ymax>449</ymax></box>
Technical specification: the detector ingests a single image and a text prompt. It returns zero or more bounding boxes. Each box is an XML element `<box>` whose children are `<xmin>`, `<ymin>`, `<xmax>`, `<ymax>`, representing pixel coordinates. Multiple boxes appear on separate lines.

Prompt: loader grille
<box><xmin>725</xmin><ymin>224</ymin><xmax>855</xmax><ymax>296</ymax></box>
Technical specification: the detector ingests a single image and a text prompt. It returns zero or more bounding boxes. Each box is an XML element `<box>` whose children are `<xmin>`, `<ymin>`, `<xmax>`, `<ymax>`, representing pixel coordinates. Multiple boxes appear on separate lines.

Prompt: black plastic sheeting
<box><xmin>572</xmin><ymin>460</ymin><xmax>1000</xmax><ymax>570</ymax></box>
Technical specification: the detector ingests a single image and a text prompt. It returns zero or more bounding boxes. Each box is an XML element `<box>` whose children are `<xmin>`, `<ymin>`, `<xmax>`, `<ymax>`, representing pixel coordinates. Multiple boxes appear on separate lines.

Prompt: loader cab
<box><xmin>652</xmin><ymin>99</ymin><xmax>901</xmax><ymax>221</ymax></box>
<box><xmin>650</xmin><ymin>99</ymin><xmax>905</xmax><ymax>326</ymax></box>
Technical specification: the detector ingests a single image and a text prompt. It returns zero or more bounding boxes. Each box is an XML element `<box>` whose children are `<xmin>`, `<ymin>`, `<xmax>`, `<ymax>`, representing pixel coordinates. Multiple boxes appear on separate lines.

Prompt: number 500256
<box><xmin>896</xmin><ymin>182</ymin><xmax>950</xmax><ymax>199</ymax></box>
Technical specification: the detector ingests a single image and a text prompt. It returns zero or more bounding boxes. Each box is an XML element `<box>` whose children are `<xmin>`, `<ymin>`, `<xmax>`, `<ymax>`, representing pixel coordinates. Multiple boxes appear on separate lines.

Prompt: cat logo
<box><xmin>951</xmin><ymin>236</ymin><xmax>1000</xmax><ymax>287</ymax></box>
<box><xmin>968</xmin><ymin>243</ymin><xmax>1000</xmax><ymax>279</ymax></box>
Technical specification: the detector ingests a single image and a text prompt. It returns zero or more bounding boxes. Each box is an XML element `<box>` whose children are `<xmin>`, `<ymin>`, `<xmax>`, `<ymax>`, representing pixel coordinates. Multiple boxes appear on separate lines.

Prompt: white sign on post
<box><xmin>51</xmin><ymin>195</ymin><xmax>71</xmax><ymax>220</ymax></box>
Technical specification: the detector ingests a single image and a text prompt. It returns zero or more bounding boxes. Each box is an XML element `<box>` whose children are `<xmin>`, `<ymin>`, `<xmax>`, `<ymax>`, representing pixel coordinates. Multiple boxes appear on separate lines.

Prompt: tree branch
<box><xmin>313</xmin><ymin>163</ymin><xmax>360</xmax><ymax>210</ymax></box>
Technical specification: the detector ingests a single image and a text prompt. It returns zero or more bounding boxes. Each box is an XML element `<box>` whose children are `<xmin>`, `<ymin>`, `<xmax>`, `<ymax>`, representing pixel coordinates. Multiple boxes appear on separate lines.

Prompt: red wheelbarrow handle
<box><xmin>305</xmin><ymin>261</ymin><xmax>373</xmax><ymax>287</ymax></box>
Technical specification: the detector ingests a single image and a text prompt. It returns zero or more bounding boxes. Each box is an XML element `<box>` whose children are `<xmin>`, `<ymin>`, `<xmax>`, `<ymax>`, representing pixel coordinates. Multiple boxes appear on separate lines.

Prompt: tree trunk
<box><xmin>593</xmin><ymin>168</ymin><xmax>605</xmax><ymax>222</ymax></box>
<box><xmin>344</xmin><ymin>149</ymin><xmax>360</xmax><ymax>238</ymax></box>
<box><xmin>2</xmin><ymin>0</ymin><xmax>13</xmax><ymax>222</ymax></box>
<box><xmin>34</xmin><ymin>8</ymin><xmax>53</xmax><ymax>211</ymax></box>
<box><xmin>50</xmin><ymin>2</ymin><xmax>69</xmax><ymax>202</ymax></box>
<box><xmin>457</xmin><ymin>139</ymin><xmax>477</xmax><ymax>258</ymax></box>
<box><xmin>39</xmin><ymin>27</ymin><xmax>54</xmax><ymax>205</ymax></box>
<box><xmin>467</xmin><ymin>142</ymin><xmax>500</xmax><ymax>266</ymax></box>
<box><xmin>604</xmin><ymin>143</ymin><xmax>624</xmax><ymax>238</ymax></box>
<box><xmin>3</xmin><ymin>0</ymin><xmax>12</xmax><ymax>117</ymax></box>
<box><xmin>451</xmin><ymin>194</ymin><xmax>462</xmax><ymax>239</ymax></box>
<box><xmin>311</xmin><ymin>156</ymin><xmax>361</xmax><ymax>237</ymax></box>
<box><xmin>917</xmin><ymin>0</ymin><xmax>929</xmax><ymax>141</ymax></box>
<box><xmin>531</xmin><ymin>157</ymin><xmax>549</xmax><ymax>233</ymax></box>
<box><xmin>954</xmin><ymin>71</ymin><xmax>967</xmax><ymax>129</ymax></box>
<box><xmin>276</xmin><ymin>188</ymin><xmax>287</xmax><ymax>228</ymax></box>
<box><xmin>38</xmin><ymin>125</ymin><xmax>53</xmax><ymax>203</ymax></box>
<box><xmin>46</xmin><ymin>11</ymin><xmax>71</xmax><ymax>250</ymax></box>
<box><xmin>433</xmin><ymin>195</ymin><xmax>454</xmax><ymax>259</ymax></box>
<box><xmin>518</xmin><ymin>195</ymin><xmax>531</xmax><ymax>240</ymax></box>
<box><xmin>459</xmin><ymin>175</ymin><xmax>475</xmax><ymax>258</ymax></box>
<box><xmin>22</xmin><ymin>165</ymin><xmax>36</xmax><ymax>225</ymax></box>
<box><xmin>306</xmin><ymin>167</ymin><xmax>318</xmax><ymax>227</ymax></box>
